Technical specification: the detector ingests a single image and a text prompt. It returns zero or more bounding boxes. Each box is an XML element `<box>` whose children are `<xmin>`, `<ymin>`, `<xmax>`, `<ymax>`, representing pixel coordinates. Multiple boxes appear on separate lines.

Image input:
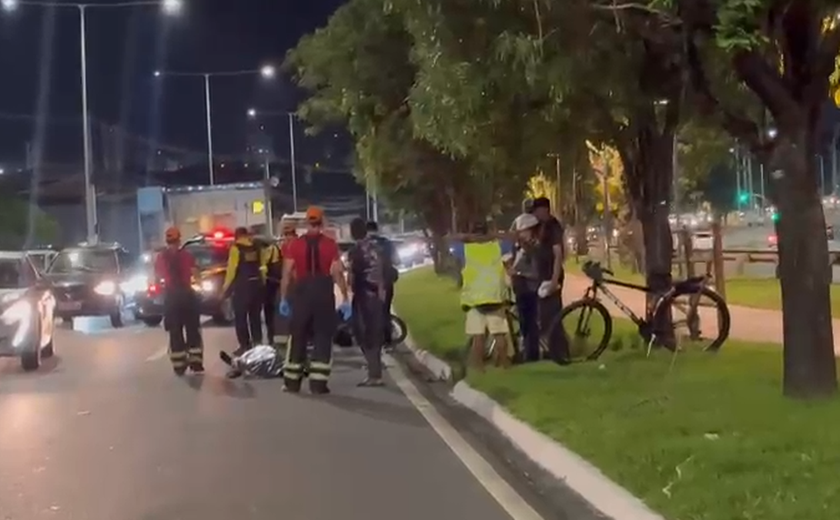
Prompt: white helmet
<box><xmin>513</xmin><ymin>213</ymin><xmax>539</xmax><ymax>231</ymax></box>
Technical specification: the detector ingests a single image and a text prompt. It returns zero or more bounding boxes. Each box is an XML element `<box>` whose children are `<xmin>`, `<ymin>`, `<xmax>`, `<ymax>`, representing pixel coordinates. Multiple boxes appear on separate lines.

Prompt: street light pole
<box><xmin>288</xmin><ymin>113</ymin><xmax>298</xmax><ymax>212</ymax></box>
<box><xmin>203</xmin><ymin>73</ymin><xmax>214</xmax><ymax>185</ymax></box>
<box><xmin>78</xmin><ymin>4</ymin><xmax>96</xmax><ymax>243</ymax></box>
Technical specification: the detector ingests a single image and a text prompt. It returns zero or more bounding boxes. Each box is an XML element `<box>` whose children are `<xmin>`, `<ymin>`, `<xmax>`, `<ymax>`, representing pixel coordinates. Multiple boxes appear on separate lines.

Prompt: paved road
<box><xmin>0</xmin><ymin>317</ymin><xmax>530</xmax><ymax>520</ymax></box>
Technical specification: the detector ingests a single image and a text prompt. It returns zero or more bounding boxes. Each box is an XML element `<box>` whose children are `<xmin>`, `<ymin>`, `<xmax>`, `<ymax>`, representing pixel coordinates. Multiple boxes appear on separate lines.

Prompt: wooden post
<box><xmin>711</xmin><ymin>218</ymin><xmax>726</xmax><ymax>299</ymax></box>
<box><xmin>680</xmin><ymin>227</ymin><xmax>694</xmax><ymax>278</ymax></box>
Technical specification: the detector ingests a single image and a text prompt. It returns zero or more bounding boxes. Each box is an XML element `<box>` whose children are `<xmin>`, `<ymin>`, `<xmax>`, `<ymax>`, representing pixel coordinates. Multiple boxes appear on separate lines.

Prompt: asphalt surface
<box><xmin>0</xmin><ymin>317</ymin><xmax>524</xmax><ymax>520</ymax></box>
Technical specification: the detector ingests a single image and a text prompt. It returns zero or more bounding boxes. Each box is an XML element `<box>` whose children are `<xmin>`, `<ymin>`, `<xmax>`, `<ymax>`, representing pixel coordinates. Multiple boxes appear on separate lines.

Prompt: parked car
<box><xmin>45</xmin><ymin>243</ymin><xmax>132</xmax><ymax>327</ymax></box>
<box><xmin>0</xmin><ymin>251</ymin><xmax>57</xmax><ymax>370</ymax></box>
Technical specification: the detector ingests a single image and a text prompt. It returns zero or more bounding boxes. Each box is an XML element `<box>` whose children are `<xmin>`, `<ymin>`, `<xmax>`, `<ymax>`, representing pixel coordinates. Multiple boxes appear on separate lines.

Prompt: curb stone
<box><xmin>400</xmin><ymin>333</ymin><xmax>453</xmax><ymax>381</ymax></box>
<box><xmin>451</xmin><ymin>381</ymin><xmax>666</xmax><ymax>520</ymax></box>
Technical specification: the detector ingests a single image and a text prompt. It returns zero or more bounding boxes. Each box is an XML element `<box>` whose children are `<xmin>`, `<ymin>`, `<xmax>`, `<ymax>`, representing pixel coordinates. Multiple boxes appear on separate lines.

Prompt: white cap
<box><xmin>513</xmin><ymin>213</ymin><xmax>539</xmax><ymax>231</ymax></box>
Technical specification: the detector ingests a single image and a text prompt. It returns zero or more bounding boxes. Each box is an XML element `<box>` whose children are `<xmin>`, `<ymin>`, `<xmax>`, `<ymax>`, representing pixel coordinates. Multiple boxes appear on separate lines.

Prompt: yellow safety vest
<box><xmin>460</xmin><ymin>241</ymin><xmax>505</xmax><ymax>308</ymax></box>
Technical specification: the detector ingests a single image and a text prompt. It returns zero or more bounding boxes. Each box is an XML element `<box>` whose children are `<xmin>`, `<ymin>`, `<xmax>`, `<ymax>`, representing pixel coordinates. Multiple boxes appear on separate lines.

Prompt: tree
<box><xmin>608</xmin><ymin>1</ymin><xmax>840</xmax><ymax>397</ymax></box>
<box><xmin>0</xmin><ymin>197</ymin><xmax>58</xmax><ymax>249</ymax></box>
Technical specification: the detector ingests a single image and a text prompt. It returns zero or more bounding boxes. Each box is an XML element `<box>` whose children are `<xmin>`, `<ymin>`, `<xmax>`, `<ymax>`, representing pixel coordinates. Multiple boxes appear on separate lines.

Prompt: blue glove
<box><xmin>278</xmin><ymin>299</ymin><xmax>291</xmax><ymax>317</ymax></box>
<box><xmin>338</xmin><ymin>301</ymin><xmax>352</xmax><ymax>321</ymax></box>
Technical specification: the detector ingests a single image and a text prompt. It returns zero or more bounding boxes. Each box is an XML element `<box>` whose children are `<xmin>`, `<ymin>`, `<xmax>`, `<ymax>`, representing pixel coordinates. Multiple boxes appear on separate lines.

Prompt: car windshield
<box><xmin>0</xmin><ymin>259</ymin><xmax>22</xmax><ymax>289</ymax></box>
<box><xmin>49</xmin><ymin>249</ymin><xmax>118</xmax><ymax>274</ymax></box>
<box><xmin>184</xmin><ymin>244</ymin><xmax>229</xmax><ymax>269</ymax></box>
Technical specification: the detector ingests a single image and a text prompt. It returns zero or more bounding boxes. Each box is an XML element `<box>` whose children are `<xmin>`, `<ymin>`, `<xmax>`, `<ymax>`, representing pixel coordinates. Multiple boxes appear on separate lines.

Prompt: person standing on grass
<box><xmin>530</xmin><ymin>197</ymin><xmax>571</xmax><ymax>364</ymax></box>
<box><xmin>451</xmin><ymin>221</ymin><xmax>512</xmax><ymax>371</ymax></box>
<box><xmin>507</xmin><ymin>213</ymin><xmax>542</xmax><ymax>363</ymax></box>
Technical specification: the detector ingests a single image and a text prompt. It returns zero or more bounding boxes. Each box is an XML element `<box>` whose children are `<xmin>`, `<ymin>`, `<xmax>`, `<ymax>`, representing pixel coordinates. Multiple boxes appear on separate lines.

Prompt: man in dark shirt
<box><xmin>366</xmin><ymin>221</ymin><xmax>399</xmax><ymax>348</ymax></box>
<box><xmin>349</xmin><ymin>218</ymin><xmax>387</xmax><ymax>386</ymax></box>
<box><xmin>531</xmin><ymin>197</ymin><xmax>571</xmax><ymax>364</ymax></box>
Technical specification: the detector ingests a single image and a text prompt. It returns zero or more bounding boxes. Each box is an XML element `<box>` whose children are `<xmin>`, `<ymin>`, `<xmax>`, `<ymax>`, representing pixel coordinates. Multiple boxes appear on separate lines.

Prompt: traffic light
<box><xmin>771</xmin><ymin>212</ymin><xmax>779</xmax><ymax>222</ymax></box>
<box><xmin>738</xmin><ymin>192</ymin><xmax>749</xmax><ymax>203</ymax></box>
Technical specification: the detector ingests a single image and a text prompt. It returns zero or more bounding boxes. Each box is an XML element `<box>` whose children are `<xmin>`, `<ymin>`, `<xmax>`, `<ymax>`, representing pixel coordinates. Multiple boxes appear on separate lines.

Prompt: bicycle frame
<box><xmin>583</xmin><ymin>278</ymin><xmax>650</xmax><ymax>327</ymax></box>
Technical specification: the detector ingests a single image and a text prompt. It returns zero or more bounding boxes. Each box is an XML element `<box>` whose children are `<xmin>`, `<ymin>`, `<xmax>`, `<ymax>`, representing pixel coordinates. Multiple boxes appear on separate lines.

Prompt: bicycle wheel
<box><xmin>551</xmin><ymin>298</ymin><xmax>613</xmax><ymax>361</ymax></box>
<box><xmin>389</xmin><ymin>314</ymin><xmax>408</xmax><ymax>345</ymax></box>
<box><xmin>654</xmin><ymin>286</ymin><xmax>730</xmax><ymax>352</ymax></box>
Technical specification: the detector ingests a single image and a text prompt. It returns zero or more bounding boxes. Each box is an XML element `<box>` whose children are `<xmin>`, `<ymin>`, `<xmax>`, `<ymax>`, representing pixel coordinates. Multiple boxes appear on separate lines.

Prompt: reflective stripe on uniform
<box><xmin>170</xmin><ymin>351</ymin><xmax>187</xmax><ymax>367</ymax></box>
<box><xmin>308</xmin><ymin>360</ymin><xmax>331</xmax><ymax>381</ymax></box>
<box><xmin>187</xmin><ymin>348</ymin><xmax>203</xmax><ymax>361</ymax></box>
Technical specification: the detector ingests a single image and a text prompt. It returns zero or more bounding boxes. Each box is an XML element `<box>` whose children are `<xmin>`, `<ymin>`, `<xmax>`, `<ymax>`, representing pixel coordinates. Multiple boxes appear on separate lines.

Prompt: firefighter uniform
<box><xmin>281</xmin><ymin>208</ymin><xmax>341</xmax><ymax>394</ymax></box>
<box><xmin>262</xmin><ymin>241</ymin><xmax>282</xmax><ymax>345</ymax></box>
<box><xmin>154</xmin><ymin>227</ymin><xmax>204</xmax><ymax>375</ymax></box>
<box><xmin>223</xmin><ymin>232</ymin><xmax>266</xmax><ymax>352</ymax></box>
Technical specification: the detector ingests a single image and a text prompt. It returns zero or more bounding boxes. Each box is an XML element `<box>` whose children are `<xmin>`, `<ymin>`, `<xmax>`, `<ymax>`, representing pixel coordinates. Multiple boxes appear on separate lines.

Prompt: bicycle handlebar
<box><xmin>582</xmin><ymin>260</ymin><xmax>613</xmax><ymax>280</ymax></box>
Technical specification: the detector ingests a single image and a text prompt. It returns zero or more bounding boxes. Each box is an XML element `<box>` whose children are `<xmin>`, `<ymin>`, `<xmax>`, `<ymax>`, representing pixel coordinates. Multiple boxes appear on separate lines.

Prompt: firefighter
<box><xmin>222</xmin><ymin>226</ymin><xmax>266</xmax><ymax>356</ymax></box>
<box><xmin>261</xmin><ymin>235</ymin><xmax>282</xmax><ymax>345</ymax></box>
<box><xmin>278</xmin><ymin>206</ymin><xmax>351</xmax><ymax>394</ymax></box>
<box><xmin>154</xmin><ymin>226</ymin><xmax>204</xmax><ymax>375</ymax></box>
<box><xmin>275</xmin><ymin>221</ymin><xmax>298</xmax><ymax>346</ymax></box>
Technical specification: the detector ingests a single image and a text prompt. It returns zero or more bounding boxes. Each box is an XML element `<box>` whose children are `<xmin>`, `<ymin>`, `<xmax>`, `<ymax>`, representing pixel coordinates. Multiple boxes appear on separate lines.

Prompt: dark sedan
<box><xmin>45</xmin><ymin>244</ymin><xmax>132</xmax><ymax>328</ymax></box>
<box><xmin>0</xmin><ymin>252</ymin><xmax>57</xmax><ymax>371</ymax></box>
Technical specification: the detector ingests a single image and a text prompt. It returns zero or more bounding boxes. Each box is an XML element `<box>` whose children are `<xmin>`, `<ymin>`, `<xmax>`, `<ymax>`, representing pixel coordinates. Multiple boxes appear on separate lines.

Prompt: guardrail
<box><xmin>680</xmin><ymin>249</ymin><xmax>840</xmax><ymax>278</ymax></box>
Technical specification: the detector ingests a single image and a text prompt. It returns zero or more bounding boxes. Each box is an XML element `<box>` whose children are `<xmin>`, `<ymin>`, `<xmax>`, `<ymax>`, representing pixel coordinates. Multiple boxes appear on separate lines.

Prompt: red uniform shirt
<box><xmin>286</xmin><ymin>232</ymin><xmax>339</xmax><ymax>278</ymax></box>
<box><xmin>154</xmin><ymin>248</ymin><xmax>196</xmax><ymax>288</ymax></box>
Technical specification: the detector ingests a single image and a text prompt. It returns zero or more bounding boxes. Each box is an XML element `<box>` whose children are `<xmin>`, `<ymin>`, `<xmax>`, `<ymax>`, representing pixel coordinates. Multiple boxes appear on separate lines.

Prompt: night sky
<box><xmin>0</xmin><ymin>0</ymin><xmax>349</xmax><ymax>171</ymax></box>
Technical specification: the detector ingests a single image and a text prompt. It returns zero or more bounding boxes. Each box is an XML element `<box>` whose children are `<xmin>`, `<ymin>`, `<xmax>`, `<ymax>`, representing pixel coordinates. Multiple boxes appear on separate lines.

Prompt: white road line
<box><xmin>145</xmin><ymin>347</ymin><xmax>169</xmax><ymax>362</ymax></box>
<box><xmin>384</xmin><ymin>353</ymin><xmax>545</xmax><ymax>520</ymax></box>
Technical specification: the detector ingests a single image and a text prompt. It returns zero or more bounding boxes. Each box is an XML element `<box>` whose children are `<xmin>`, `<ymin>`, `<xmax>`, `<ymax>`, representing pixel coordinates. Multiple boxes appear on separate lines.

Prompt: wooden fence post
<box><xmin>711</xmin><ymin>219</ymin><xmax>726</xmax><ymax>299</ymax></box>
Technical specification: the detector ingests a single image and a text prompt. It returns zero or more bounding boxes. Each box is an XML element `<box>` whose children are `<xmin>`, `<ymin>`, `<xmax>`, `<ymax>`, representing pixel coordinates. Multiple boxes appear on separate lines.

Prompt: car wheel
<box><xmin>142</xmin><ymin>316</ymin><xmax>163</xmax><ymax>327</ymax></box>
<box><xmin>21</xmin><ymin>339</ymin><xmax>41</xmax><ymax>372</ymax></box>
<box><xmin>110</xmin><ymin>296</ymin><xmax>128</xmax><ymax>328</ymax></box>
<box><xmin>42</xmin><ymin>334</ymin><xmax>55</xmax><ymax>358</ymax></box>
<box><xmin>212</xmin><ymin>298</ymin><xmax>234</xmax><ymax>325</ymax></box>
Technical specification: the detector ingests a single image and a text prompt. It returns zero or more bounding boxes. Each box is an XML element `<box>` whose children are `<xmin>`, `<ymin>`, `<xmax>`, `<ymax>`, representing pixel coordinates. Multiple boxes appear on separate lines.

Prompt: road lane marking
<box><xmin>385</xmin><ymin>353</ymin><xmax>545</xmax><ymax>520</ymax></box>
<box><xmin>146</xmin><ymin>347</ymin><xmax>169</xmax><ymax>362</ymax></box>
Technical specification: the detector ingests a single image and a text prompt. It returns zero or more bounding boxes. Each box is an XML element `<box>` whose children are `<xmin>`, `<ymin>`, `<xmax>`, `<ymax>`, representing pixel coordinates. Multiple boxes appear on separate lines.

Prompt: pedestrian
<box><xmin>261</xmin><ymin>235</ymin><xmax>282</xmax><ymax>346</ymax></box>
<box><xmin>349</xmin><ymin>218</ymin><xmax>387</xmax><ymax>386</ymax></box>
<box><xmin>508</xmin><ymin>213</ymin><xmax>542</xmax><ymax>362</ymax></box>
<box><xmin>274</xmin><ymin>221</ymin><xmax>298</xmax><ymax>346</ymax></box>
<box><xmin>154</xmin><ymin>226</ymin><xmax>204</xmax><ymax>375</ymax></box>
<box><xmin>530</xmin><ymin>196</ymin><xmax>571</xmax><ymax>364</ymax></box>
<box><xmin>222</xmin><ymin>226</ymin><xmax>266</xmax><ymax>357</ymax></box>
<box><xmin>277</xmin><ymin>206</ymin><xmax>351</xmax><ymax>394</ymax></box>
<box><xmin>366</xmin><ymin>220</ymin><xmax>399</xmax><ymax>348</ymax></box>
<box><xmin>451</xmin><ymin>221</ymin><xmax>512</xmax><ymax>371</ymax></box>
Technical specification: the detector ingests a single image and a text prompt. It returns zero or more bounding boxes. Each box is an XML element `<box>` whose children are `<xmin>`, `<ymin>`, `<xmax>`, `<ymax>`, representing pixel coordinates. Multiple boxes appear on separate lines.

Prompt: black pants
<box><xmin>232</xmin><ymin>279</ymin><xmax>264</xmax><ymax>350</ymax></box>
<box><xmin>382</xmin><ymin>284</ymin><xmax>394</xmax><ymax>345</ymax></box>
<box><xmin>264</xmin><ymin>279</ymin><xmax>279</xmax><ymax>343</ymax></box>
<box><xmin>353</xmin><ymin>292</ymin><xmax>384</xmax><ymax>379</ymax></box>
<box><xmin>539</xmin><ymin>293</ymin><xmax>571</xmax><ymax>364</ymax></box>
<box><xmin>515</xmin><ymin>290</ymin><xmax>540</xmax><ymax>362</ymax></box>
<box><xmin>284</xmin><ymin>276</ymin><xmax>336</xmax><ymax>392</ymax></box>
<box><xmin>164</xmin><ymin>290</ymin><xmax>203</xmax><ymax>371</ymax></box>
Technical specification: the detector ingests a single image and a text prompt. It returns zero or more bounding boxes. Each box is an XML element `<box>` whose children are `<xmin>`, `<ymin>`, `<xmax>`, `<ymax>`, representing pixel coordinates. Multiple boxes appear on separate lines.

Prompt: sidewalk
<box><xmin>563</xmin><ymin>274</ymin><xmax>840</xmax><ymax>354</ymax></box>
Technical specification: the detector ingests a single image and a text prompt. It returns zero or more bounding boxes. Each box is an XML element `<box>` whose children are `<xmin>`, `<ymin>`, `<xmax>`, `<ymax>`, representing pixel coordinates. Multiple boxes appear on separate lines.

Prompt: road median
<box><xmin>394</xmin><ymin>266</ymin><xmax>840</xmax><ymax>520</ymax></box>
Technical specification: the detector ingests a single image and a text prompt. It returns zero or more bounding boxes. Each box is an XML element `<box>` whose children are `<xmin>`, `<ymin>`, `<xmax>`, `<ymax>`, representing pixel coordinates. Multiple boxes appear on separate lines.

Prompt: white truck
<box><xmin>136</xmin><ymin>182</ymin><xmax>272</xmax><ymax>251</ymax></box>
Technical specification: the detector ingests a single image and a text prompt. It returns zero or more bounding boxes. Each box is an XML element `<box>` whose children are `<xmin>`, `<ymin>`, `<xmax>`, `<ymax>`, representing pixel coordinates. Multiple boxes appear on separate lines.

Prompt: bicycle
<box><xmin>548</xmin><ymin>261</ymin><xmax>730</xmax><ymax>361</ymax></box>
<box><xmin>462</xmin><ymin>299</ymin><xmax>522</xmax><ymax>365</ymax></box>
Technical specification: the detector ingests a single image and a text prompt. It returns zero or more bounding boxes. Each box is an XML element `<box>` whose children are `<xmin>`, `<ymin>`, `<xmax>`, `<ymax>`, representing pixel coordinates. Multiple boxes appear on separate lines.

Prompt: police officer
<box><xmin>349</xmin><ymin>218</ymin><xmax>387</xmax><ymax>386</ymax></box>
<box><xmin>222</xmin><ymin>226</ymin><xmax>266</xmax><ymax>355</ymax></box>
<box><xmin>260</xmin><ymin>235</ymin><xmax>282</xmax><ymax>346</ymax></box>
<box><xmin>366</xmin><ymin>221</ymin><xmax>399</xmax><ymax>348</ymax></box>
<box><xmin>278</xmin><ymin>206</ymin><xmax>351</xmax><ymax>394</ymax></box>
<box><xmin>154</xmin><ymin>226</ymin><xmax>204</xmax><ymax>375</ymax></box>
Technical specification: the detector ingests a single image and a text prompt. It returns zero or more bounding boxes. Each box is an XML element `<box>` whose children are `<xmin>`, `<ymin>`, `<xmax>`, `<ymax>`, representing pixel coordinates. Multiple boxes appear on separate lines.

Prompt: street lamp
<box><xmin>154</xmin><ymin>65</ymin><xmax>276</xmax><ymax>186</ymax></box>
<box><xmin>1</xmin><ymin>0</ymin><xmax>183</xmax><ymax>245</ymax></box>
<box><xmin>246</xmin><ymin>108</ymin><xmax>298</xmax><ymax>212</ymax></box>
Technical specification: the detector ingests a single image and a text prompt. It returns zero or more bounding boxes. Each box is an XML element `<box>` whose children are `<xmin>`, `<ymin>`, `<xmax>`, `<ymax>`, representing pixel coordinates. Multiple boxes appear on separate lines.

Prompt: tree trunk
<box><xmin>772</xmin><ymin>135</ymin><xmax>837</xmax><ymax>398</ymax></box>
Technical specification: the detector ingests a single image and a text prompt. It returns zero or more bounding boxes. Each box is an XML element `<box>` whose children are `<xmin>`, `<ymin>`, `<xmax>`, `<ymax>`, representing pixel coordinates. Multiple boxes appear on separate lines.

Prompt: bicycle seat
<box><xmin>674</xmin><ymin>276</ymin><xmax>706</xmax><ymax>292</ymax></box>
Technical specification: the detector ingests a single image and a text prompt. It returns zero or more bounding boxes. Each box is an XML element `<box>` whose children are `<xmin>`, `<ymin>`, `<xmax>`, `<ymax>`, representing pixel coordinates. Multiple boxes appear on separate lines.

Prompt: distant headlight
<box><xmin>94</xmin><ymin>280</ymin><xmax>117</xmax><ymax>296</ymax></box>
<box><xmin>398</xmin><ymin>245</ymin><xmax>417</xmax><ymax>259</ymax></box>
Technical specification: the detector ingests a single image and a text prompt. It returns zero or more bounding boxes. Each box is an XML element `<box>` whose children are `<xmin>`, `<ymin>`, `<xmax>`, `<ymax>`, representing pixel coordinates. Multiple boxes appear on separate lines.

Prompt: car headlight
<box><xmin>2</xmin><ymin>299</ymin><xmax>32</xmax><ymax>347</ymax></box>
<box><xmin>94</xmin><ymin>280</ymin><xmax>117</xmax><ymax>296</ymax></box>
<box><xmin>120</xmin><ymin>274</ymin><xmax>148</xmax><ymax>295</ymax></box>
<box><xmin>200</xmin><ymin>280</ymin><xmax>215</xmax><ymax>293</ymax></box>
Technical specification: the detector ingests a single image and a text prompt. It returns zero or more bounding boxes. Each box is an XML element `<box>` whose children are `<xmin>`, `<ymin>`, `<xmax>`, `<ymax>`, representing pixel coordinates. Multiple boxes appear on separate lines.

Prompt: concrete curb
<box><xmin>451</xmin><ymin>381</ymin><xmax>667</xmax><ymax>520</ymax></box>
<box><xmin>400</xmin><ymin>333</ymin><xmax>453</xmax><ymax>381</ymax></box>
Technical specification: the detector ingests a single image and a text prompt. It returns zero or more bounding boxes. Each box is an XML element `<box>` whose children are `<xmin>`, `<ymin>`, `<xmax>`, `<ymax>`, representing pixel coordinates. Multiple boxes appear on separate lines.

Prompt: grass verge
<box><xmin>395</xmin><ymin>266</ymin><xmax>840</xmax><ymax>520</ymax></box>
<box><xmin>565</xmin><ymin>258</ymin><xmax>840</xmax><ymax>317</ymax></box>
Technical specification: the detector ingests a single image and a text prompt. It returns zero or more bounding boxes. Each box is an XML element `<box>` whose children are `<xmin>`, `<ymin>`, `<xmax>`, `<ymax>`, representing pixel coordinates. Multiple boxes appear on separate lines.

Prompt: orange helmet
<box><xmin>164</xmin><ymin>226</ymin><xmax>181</xmax><ymax>243</ymax></box>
